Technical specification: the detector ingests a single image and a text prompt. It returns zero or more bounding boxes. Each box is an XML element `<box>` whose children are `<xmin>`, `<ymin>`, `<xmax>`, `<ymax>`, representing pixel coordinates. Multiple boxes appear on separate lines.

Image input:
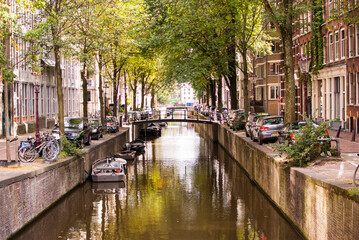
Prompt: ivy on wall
<box><xmin>310</xmin><ymin>0</ymin><xmax>324</xmax><ymax>75</ymax></box>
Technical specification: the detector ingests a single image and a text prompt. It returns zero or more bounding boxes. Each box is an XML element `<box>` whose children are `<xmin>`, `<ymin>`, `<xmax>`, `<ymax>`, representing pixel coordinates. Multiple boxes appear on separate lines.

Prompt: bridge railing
<box><xmin>126</xmin><ymin>109</ymin><xmax>210</xmax><ymax>124</ymax></box>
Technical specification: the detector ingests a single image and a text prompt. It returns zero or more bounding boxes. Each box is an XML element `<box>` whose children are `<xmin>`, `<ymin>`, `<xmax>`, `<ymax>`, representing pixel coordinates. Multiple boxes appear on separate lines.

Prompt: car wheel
<box><xmin>93</xmin><ymin>134</ymin><xmax>99</xmax><ymax>140</ymax></box>
<box><xmin>100</xmin><ymin>131</ymin><xmax>103</xmax><ymax>138</ymax></box>
<box><xmin>86</xmin><ymin>135</ymin><xmax>91</xmax><ymax>145</ymax></box>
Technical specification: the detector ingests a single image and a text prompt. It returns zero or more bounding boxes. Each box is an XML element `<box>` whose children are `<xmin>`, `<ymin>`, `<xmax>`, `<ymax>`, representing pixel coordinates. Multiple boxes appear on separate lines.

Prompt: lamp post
<box><xmin>32</xmin><ymin>72</ymin><xmax>42</xmax><ymax>146</ymax></box>
<box><xmin>298</xmin><ymin>54</ymin><xmax>311</xmax><ymax>118</ymax></box>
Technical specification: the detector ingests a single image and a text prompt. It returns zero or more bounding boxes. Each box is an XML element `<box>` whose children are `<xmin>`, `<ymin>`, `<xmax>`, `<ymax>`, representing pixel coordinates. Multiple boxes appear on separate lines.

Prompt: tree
<box><xmin>0</xmin><ymin>0</ymin><xmax>18</xmax><ymax>162</ymax></box>
<box><xmin>262</xmin><ymin>0</ymin><xmax>298</xmax><ymax>123</ymax></box>
<box><xmin>27</xmin><ymin>0</ymin><xmax>83</xmax><ymax>133</ymax></box>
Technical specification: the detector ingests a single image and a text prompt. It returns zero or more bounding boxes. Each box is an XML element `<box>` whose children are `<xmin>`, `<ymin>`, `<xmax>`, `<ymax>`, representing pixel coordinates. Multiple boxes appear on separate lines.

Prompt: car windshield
<box><xmin>90</xmin><ymin>120</ymin><xmax>99</xmax><ymax>127</ymax></box>
<box><xmin>263</xmin><ymin>117</ymin><xmax>283</xmax><ymax>125</ymax></box>
<box><xmin>65</xmin><ymin>118</ymin><xmax>83</xmax><ymax>129</ymax></box>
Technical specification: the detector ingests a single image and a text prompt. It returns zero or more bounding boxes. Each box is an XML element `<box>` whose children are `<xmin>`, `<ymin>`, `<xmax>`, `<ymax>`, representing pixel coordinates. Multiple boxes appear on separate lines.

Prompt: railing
<box><xmin>128</xmin><ymin>110</ymin><xmax>213</xmax><ymax>125</ymax></box>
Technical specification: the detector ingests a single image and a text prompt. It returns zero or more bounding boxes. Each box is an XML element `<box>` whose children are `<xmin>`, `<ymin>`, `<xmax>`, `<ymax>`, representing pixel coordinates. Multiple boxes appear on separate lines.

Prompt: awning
<box><xmin>42</xmin><ymin>59</ymin><xmax>65</xmax><ymax>70</ymax></box>
<box><xmin>42</xmin><ymin>58</ymin><xmax>55</xmax><ymax>67</ymax></box>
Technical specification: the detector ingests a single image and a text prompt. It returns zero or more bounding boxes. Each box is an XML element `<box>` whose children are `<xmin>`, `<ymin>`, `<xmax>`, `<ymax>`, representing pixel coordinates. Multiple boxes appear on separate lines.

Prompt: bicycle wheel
<box><xmin>18</xmin><ymin>146</ymin><xmax>37</xmax><ymax>163</ymax></box>
<box><xmin>354</xmin><ymin>165</ymin><xmax>359</xmax><ymax>187</ymax></box>
<box><xmin>43</xmin><ymin>143</ymin><xmax>58</xmax><ymax>161</ymax></box>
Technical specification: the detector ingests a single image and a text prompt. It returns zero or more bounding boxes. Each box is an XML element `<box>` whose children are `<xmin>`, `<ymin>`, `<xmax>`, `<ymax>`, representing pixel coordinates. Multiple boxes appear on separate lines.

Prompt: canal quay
<box><xmin>1</xmin><ymin>122</ymin><xmax>359</xmax><ymax>240</ymax></box>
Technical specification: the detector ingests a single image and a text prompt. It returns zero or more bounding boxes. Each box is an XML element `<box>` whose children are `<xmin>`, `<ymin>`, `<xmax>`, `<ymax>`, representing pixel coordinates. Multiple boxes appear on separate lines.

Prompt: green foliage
<box><xmin>310</xmin><ymin>0</ymin><xmax>324</xmax><ymax>74</ymax></box>
<box><xmin>59</xmin><ymin>136</ymin><xmax>85</xmax><ymax>158</ymax></box>
<box><xmin>274</xmin><ymin>115</ymin><xmax>332</xmax><ymax>167</ymax></box>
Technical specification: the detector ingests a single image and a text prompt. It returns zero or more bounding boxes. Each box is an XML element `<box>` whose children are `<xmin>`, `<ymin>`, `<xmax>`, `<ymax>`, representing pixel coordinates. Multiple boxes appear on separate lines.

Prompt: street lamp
<box><xmin>298</xmin><ymin>54</ymin><xmax>311</xmax><ymax>118</ymax></box>
<box><xmin>32</xmin><ymin>72</ymin><xmax>42</xmax><ymax>146</ymax></box>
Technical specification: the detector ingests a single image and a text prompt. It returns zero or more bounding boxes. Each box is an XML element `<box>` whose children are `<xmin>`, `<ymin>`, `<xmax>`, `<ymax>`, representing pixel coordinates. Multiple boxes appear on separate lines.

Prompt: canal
<box><xmin>11</xmin><ymin>123</ymin><xmax>304</xmax><ymax>240</ymax></box>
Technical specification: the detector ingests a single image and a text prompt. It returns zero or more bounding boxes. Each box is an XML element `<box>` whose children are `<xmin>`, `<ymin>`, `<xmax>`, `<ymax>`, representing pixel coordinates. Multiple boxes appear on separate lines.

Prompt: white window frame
<box><xmin>335</xmin><ymin>31</ymin><xmax>339</xmax><ymax>60</ymax></box>
<box><xmin>329</xmin><ymin>33</ymin><xmax>333</xmax><ymax>62</ymax></box>
<box><xmin>340</xmin><ymin>28</ymin><xmax>345</xmax><ymax>59</ymax></box>
<box><xmin>268</xmin><ymin>85</ymin><xmax>279</xmax><ymax>100</ymax></box>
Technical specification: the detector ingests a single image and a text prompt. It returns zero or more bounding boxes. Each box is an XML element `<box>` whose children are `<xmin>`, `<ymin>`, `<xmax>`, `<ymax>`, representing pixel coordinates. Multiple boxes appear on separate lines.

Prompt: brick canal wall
<box><xmin>195</xmin><ymin>123</ymin><xmax>359</xmax><ymax>240</ymax></box>
<box><xmin>0</xmin><ymin>128</ymin><xmax>129</xmax><ymax>240</ymax></box>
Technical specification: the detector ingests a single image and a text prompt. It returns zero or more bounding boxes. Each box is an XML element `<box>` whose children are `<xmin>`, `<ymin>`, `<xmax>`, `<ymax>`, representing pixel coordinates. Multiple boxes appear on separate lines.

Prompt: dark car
<box><xmin>252</xmin><ymin>116</ymin><xmax>284</xmax><ymax>145</ymax></box>
<box><xmin>245</xmin><ymin>113</ymin><xmax>270</xmax><ymax>139</ymax></box>
<box><xmin>106</xmin><ymin>116</ymin><xmax>120</xmax><ymax>133</ymax></box>
<box><xmin>64</xmin><ymin>117</ymin><xmax>92</xmax><ymax>147</ymax></box>
<box><xmin>232</xmin><ymin>110</ymin><xmax>246</xmax><ymax>130</ymax></box>
<box><xmin>90</xmin><ymin>119</ymin><xmax>104</xmax><ymax>140</ymax></box>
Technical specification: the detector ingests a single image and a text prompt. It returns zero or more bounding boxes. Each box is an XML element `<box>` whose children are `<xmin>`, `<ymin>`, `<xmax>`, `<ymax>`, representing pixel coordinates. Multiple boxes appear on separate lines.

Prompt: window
<box><xmin>335</xmin><ymin>31</ymin><xmax>339</xmax><ymax>60</ymax></box>
<box><xmin>357</xmin><ymin>24</ymin><xmax>359</xmax><ymax>56</ymax></box>
<box><xmin>349</xmin><ymin>25</ymin><xmax>354</xmax><ymax>57</ymax></box>
<box><xmin>329</xmin><ymin>33</ymin><xmax>333</xmax><ymax>62</ymax></box>
<box><xmin>349</xmin><ymin>73</ymin><xmax>354</xmax><ymax>104</ymax></box>
<box><xmin>269</xmin><ymin>86</ymin><xmax>279</xmax><ymax>100</ymax></box>
<box><xmin>87</xmin><ymin>91</ymin><xmax>91</xmax><ymax>101</ymax></box>
<box><xmin>323</xmin><ymin>36</ymin><xmax>327</xmax><ymax>64</ymax></box>
<box><xmin>23</xmin><ymin>84</ymin><xmax>28</xmax><ymax>120</ymax></box>
<box><xmin>14</xmin><ymin>82</ymin><xmax>20</xmax><ymax>122</ymax></box>
<box><xmin>341</xmin><ymin>28</ymin><xmax>345</xmax><ymax>59</ymax></box>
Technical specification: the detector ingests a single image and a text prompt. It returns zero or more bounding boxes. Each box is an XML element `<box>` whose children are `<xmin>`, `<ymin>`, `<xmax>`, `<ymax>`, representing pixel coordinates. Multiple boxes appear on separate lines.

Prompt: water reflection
<box><xmin>11</xmin><ymin>123</ymin><xmax>303</xmax><ymax>240</ymax></box>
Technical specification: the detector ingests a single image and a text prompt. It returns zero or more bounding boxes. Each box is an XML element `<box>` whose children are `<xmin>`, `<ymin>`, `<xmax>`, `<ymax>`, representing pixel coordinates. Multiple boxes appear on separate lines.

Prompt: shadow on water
<box><xmin>10</xmin><ymin>123</ymin><xmax>304</xmax><ymax>240</ymax></box>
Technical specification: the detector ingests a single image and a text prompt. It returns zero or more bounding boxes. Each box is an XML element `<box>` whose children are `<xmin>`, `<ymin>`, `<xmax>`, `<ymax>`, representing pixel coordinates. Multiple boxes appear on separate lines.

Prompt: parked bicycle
<box><xmin>18</xmin><ymin>132</ymin><xmax>60</xmax><ymax>162</ymax></box>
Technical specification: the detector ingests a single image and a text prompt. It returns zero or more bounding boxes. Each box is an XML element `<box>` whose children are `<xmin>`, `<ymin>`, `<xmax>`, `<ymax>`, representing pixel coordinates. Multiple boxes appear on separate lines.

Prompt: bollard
<box><xmin>336</xmin><ymin>125</ymin><xmax>341</xmax><ymax>138</ymax></box>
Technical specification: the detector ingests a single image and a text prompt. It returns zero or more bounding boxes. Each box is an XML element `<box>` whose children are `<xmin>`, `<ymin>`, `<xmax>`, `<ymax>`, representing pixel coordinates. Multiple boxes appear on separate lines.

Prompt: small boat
<box><xmin>140</xmin><ymin>123</ymin><xmax>161</xmax><ymax>136</ymax></box>
<box><xmin>123</xmin><ymin>139</ymin><xmax>145</xmax><ymax>152</ymax></box>
<box><xmin>158</xmin><ymin>122</ymin><xmax>167</xmax><ymax>127</ymax></box>
<box><xmin>91</xmin><ymin>157</ymin><xmax>127</xmax><ymax>182</ymax></box>
<box><xmin>114</xmin><ymin>149</ymin><xmax>136</xmax><ymax>161</ymax></box>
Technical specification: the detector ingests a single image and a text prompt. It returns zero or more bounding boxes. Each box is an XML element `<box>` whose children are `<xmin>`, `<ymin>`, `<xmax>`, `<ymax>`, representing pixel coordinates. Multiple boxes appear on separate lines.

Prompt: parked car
<box><xmin>245</xmin><ymin>113</ymin><xmax>270</xmax><ymax>139</ymax></box>
<box><xmin>90</xmin><ymin>119</ymin><xmax>104</xmax><ymax>140</ymax></box>
<box><xmin>277</xmin><ymin>121</ymin><xmax>330</xmax><ymax>144</ymax></box>
<box><xmin>64</xmin><ymin>117</ymin><xmax>92</xmax><ymax>147</ymax></box>
<box><xmin>232</xmin><ymin>110</ymin><xmax>246</xmax><ymax>130</ymax></box>
<box><xmin>252</xmin><ymin>116</ymin><xmax>284</xmax><ymax>145</ymax></box>
<box><xmin>106</xmin><ymin>116</ymin><xmax>119</xmax><ymax>133</ymax></box>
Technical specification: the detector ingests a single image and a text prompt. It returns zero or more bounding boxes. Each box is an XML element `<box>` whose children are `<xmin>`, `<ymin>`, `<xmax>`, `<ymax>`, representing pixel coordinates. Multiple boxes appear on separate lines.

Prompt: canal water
<box><xmin>11</xmin><ymin>123</ymin><xmax>304</xmax><ymax>240</ymax></box>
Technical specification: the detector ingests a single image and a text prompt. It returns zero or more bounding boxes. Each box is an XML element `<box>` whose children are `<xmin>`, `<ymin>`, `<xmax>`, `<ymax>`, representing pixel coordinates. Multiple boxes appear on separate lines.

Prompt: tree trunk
<box><xmin>99</xmin><ymin>54</ymin><xmax>104</xmax><ymax>126</ymax></box>
<box><xmin>241</xmin><ymin>51</ymin><xmax>249</xmax><ymax>120</ymax></box>
<box><xmin>227</xmin><ymin>39</ymin><xmax>238</xmax><ymax>110</ymax></box>
<box><xmin>210</xmin><ymin>80</ymin><xmax>216</xmax><ymax>108</ymax></box>
<box><xmin>283</xmin><ymin>25</ymin><xmax>296</xmax><ymax>123</ymax></box>
<box><xmin>124</xmin><ymin>71</ymin><xmax>128</xmax><ymax>120</ymax></box>
<box><xmin>54</xmin><ymin>45</ymin><xmax>64</xmax><ymax>134</ymax></box>
<box><xmin>133</xmin><ymin>87</ymin><xmax>137</xmax><ymax>110</ymax></box>
<box><xmin>113</xmin><ymin>61</ymin><xmax>118</xmax><ymax>117</ymax></box>
<box><xmin>141</xmin><ymin>78</ymin><xmax>145</xmax><ymax>109</ymax></box>
<box><xmin>81</xmin><ymin>62</ymin><xmax>88</xmax><ymax>119</ymax></box>
<box><xmin>218</xmin><ymin>78</ymin><xmax>223</xmax><ymax>112</ymax></box>
<box><xmin>150</xmin><ymin>88</ymin><xmax>155</xmax><ymax>109</ymax></box>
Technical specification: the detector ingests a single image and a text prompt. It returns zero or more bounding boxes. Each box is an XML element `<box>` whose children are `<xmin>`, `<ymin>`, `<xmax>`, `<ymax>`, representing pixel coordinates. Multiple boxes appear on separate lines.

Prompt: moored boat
<box><xmin>123</xmin><ymin>139</ymin><xmax>146</xmax><ymax>152</ymax></box>
<box><xmin>114</xmin><ymin>150</ymin><xmax>136</xmax><ymax>161</ymax></box>
<box><xmin>91</xmin><ymin>157</ymin><xmax>127</xmax><ymax>182</ymax></box>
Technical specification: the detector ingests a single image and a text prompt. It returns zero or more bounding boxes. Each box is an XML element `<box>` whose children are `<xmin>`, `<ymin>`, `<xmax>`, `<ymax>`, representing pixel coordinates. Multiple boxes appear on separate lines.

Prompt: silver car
<box><xmin>252</xmin><ymin>116</ymin><xmax>284</xmax><ymax>145</ymax></box>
